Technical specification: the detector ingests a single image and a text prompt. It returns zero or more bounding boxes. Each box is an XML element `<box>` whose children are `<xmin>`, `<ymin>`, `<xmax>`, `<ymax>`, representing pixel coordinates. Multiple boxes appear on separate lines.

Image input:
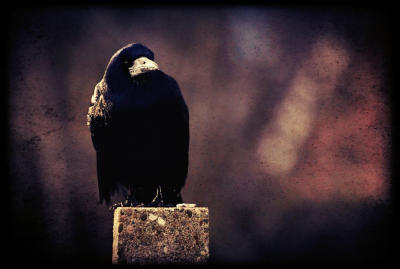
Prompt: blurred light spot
<box><xmin>257</xmin><ymin>75</ymin><xmax>317</xmax><ymax>176</ymax></box>
<box><xmin>258</xmin><ymin>36</ymin><xmax>349</xmax><ymax>176</ymax></box>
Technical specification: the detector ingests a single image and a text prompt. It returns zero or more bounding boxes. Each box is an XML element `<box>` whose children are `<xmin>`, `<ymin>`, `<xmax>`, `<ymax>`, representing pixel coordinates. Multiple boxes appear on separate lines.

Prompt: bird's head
<box><xmin>104</xmin><ymin>43</ymin><xmax>160</xmax><ymax>90</ymax></box>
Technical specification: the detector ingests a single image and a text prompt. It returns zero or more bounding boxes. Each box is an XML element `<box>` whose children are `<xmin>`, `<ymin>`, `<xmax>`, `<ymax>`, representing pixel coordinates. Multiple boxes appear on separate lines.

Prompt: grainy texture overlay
<box><xmin>113</xmin><ymin>207</ymin><xmax>209</xmax><ymax>265</ymax></box>
<box><xmin>7</xmin><ymin>7</ymin><xmax>394</xmax><ymax>265</ymax></box>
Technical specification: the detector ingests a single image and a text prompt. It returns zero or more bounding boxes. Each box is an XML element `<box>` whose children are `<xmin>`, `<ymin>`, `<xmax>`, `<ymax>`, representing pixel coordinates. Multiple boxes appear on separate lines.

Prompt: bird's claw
<box><xmin>148</xmin><ymin>186</ymin><xmax>166</xmax><ymax>207</ymax></box>
<box><xmin>109</xmin><ymin>202</ymin><xmax>123</xmax><ymax>211</ymax></box>
<box><xmin>108</xmin><ymin>186</ymin><xmax>177</xmax><ymax>211</ymax></box>
<box><xmin>148</xmin><ymin>199</ymin><xmax>164</xmax><ymax>207</ymax></box>
<box><xmin>109</xmin><ymin>199</ymin><xmax>145</xmax><ymax>211</ymax></box>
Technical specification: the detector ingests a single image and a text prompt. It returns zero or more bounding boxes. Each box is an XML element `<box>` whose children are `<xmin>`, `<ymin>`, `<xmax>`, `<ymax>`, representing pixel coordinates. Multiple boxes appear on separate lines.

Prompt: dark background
<box><xmin>6</xmin><ymin>6</ymin><xmax>395</xmax><ymax>265</ymax></box>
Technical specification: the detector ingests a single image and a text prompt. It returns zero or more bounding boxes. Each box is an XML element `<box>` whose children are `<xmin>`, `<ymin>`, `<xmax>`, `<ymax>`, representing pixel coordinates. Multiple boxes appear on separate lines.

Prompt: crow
<box><xmin>87</xmin><ymin>43</ymin><xmax>189</xmax><ymax>210</ymax></box>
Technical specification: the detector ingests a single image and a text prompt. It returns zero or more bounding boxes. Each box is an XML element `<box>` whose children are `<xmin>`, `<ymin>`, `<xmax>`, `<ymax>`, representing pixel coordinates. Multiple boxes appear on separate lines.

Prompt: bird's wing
<box><xmin>88</xmin><ymin>80</ymin><xmax>119</xmax><ymax>204</ymax></box>
<box><xmin>87</xmin><ymin>79</ymin><xmax>110</xmax><ymax>151</ymax></box>
<box><xmin>91</xmin><ymin>80</ymin><xmax>102</xmax><ymax>105</ymax></box>
<box><xmin>167</xmin><ymin>78</ymin><xmax>190</xmax><ymax>186</ymax></box>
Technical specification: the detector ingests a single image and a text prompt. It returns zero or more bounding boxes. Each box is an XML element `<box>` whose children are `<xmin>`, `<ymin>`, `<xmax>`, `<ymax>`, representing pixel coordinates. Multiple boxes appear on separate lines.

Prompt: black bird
<box><xmin>87</xmin><ymin>43</ymin><xmax>189</xmax><ymax>210</ymax></box>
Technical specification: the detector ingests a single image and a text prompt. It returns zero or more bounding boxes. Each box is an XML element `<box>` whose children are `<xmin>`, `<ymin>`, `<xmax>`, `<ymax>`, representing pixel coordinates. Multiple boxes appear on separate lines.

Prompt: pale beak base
<box><xmin>129</xmin><ymin>57</ymin><xmax>159</xmax><ymax>77</ymax></box>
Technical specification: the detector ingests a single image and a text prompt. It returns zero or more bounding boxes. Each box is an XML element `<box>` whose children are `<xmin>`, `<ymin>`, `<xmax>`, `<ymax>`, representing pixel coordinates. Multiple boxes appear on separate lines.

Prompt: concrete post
<box><xmin>112</xmin><ymin>206</ymin><xmax>209</xmax><ymax>265</ymax></box>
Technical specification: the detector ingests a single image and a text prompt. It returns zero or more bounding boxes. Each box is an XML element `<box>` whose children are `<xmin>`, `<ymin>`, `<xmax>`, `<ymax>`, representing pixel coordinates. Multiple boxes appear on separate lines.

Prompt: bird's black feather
<box><xmin>87</xmin><ymin>44</ymin><xmax>189</xmax><ymax>206</ymax></box>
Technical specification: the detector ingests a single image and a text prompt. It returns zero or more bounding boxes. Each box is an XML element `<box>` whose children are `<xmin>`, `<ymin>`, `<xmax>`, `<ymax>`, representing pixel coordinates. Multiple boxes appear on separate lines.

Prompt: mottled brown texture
<box><xmin>112</xmin><ymin>207</ymin><xmax>209</xmax><ymax>265</ymax></box>
<box><xmin>7</xmin><ymin>7</ymin><xmax>393</xmax><ymax>265</ymax></box>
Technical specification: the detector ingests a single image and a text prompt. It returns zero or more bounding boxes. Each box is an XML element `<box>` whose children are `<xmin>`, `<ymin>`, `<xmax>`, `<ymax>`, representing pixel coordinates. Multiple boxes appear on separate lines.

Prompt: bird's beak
<box><xmin>129</xmin><ymin>57</ymin><xmax>159</xmax><ymax>77</ymax></box>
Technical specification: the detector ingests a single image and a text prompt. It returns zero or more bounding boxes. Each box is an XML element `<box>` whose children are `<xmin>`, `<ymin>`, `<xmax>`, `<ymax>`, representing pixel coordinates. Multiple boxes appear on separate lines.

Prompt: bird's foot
<box><xmin>148</xmin><ymin>186</ymin><xmax>164</xmax><ymax>207</ymax></box>
<box><xmin>109</xmin><ymin>202</ymin><xmax>123</xmax><ymax>211</ymax></box>
<box><xmin>109</xmin><ymin>198</ymin><xmax>145</xmax><ymax>211</ymax></box>
<box><xmin>125</xmin><ymin>198</ymin><xmax>145</xmax><ymax>208</ymax></box>
<box><xmin>148</xmin><ymin>197</ymin><xmax>164</xmax><ymax>207</ymax></box>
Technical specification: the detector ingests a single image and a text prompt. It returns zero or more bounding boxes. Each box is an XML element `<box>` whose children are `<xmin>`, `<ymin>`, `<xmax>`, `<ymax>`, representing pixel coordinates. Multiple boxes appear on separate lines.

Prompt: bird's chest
<box><xmin>103</xmin><ymin>80</ymin><xmax>176</xmax><ymax>149</ymax></box>
<box><xmin>110</xmin><ymin>102</ymin><xmax>172</xmax><ymax>143</ymax></box>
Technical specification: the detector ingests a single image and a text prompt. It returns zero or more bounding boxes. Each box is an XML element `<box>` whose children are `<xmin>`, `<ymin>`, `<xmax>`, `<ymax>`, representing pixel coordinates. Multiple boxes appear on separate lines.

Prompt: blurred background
<box><xmin>6</xmin><ymin>6</ymin><xmax>394</xmax><ymax>265</ymax></box>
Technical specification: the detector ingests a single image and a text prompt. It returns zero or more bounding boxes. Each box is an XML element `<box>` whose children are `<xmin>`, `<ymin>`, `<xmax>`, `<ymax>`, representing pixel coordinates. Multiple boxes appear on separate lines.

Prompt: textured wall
<box><xmin>7</xmin><ymin>7</ymin><xmax>393</xmax><ymax>265</ymax></box>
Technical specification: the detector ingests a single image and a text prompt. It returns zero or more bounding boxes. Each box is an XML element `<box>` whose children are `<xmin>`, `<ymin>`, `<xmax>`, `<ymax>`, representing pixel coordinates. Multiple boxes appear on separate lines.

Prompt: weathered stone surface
<box><xmin>112</xmin><ymin>207</ymin><xmax>209</xmax><ymax>265</ymax></box>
